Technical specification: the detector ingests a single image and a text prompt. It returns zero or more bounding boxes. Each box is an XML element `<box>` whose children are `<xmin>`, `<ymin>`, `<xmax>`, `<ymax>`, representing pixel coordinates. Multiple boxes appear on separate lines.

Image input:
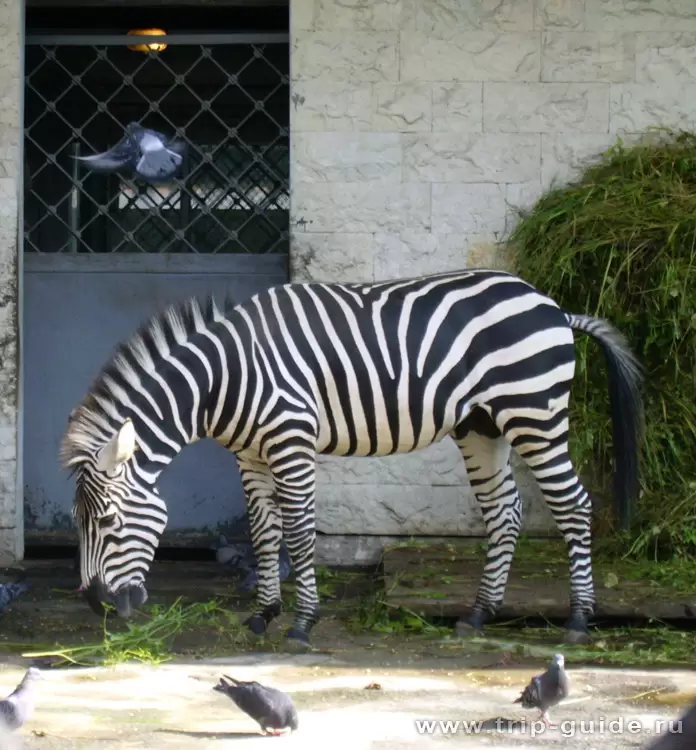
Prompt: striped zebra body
<box><xmin>60</xmin><ymin>269</ymin><xmax>643</xmax><ymax>647</ymax></box>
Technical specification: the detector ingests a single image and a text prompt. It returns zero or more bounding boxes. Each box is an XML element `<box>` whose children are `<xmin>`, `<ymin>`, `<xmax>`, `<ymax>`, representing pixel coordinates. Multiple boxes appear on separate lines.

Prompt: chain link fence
<box><xmin>24</xmin><ymin>33</ymin><xmax>290</xmax><ymax>255</ymax></box>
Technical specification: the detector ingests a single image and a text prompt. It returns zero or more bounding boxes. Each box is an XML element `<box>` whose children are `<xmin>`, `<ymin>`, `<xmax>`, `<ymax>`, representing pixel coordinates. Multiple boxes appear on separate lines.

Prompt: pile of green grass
<box><xmin>507</xmin><ymin>129</ymin><xmax>696</xmax><ymax>559</ymax></box>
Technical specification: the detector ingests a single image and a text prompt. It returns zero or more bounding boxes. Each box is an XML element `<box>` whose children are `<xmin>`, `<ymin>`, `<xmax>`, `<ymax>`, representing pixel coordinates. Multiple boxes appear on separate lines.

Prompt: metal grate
<box><xmin>24</xmin><ymin>33</ymin><xmax>290</xmax><ymax>254</ymax></box>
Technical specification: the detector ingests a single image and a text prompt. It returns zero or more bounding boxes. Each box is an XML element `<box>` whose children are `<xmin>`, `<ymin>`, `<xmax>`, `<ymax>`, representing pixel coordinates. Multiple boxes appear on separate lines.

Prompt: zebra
<box><xmin>60</xmin><ymin>268</ymin><xmax>643</xmax><ymax>649</ymax></box>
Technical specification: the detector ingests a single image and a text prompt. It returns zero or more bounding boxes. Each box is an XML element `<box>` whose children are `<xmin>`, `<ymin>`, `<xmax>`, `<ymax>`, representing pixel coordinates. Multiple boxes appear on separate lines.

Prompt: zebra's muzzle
<box><xmin>84</xmin><ymin>578</ymin><xmax>148</xmax><ymax>619</ymax></box>
<box><xmin>113</xmin><ymin>583</ymin><xmax>148</xmax><ymax>618</ymax></box>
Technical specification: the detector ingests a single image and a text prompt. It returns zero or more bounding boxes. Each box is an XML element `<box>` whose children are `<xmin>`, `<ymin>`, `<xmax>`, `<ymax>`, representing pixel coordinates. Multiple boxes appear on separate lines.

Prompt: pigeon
<box><xmin>645</xmin><ymin>701</ymin><xmax>696</xmax><ymax>750</ymax></box>
<box><xmin>214</xmin><ymin>535</ymin><xmax>292</xmax><ymax>593</ymax></box>
<box><xmin>0</xmin><ymin>579</ymin><xmax>30</xmax><ymax>614</ymax></box>
<box><xmin>0</xmin><ymin>666</ymin><xmax>42</xmax><ymax>731</ymax></box>
<box><xmin>513</xmin><ymin>653</ymin><xmax>569</xmax><ymax>728</ymax></box>
<box><xmin>73</xmin><ymin>122</ymin><xmax>186</xmax><ymax>183</ymax></box>
<box><xmin>213</xmin><ymin>675</ymin><xmax>299</xmax><ymax>736</ymax></box>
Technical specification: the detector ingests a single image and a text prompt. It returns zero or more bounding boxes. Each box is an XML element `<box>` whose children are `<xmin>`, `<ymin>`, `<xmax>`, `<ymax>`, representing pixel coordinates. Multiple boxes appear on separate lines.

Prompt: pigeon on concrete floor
<box><xmin>0</xmin><ymin>666</ymin><xmax>42</xmax><ymax>731</ymax></box>
<box><xmin>514</xmin><ymin>653</ymin><xmax>569</xmax><ymax>728</ymax></box>
<box><xmin>213</xmin><ymin>675</ymin><xmax>299</xmax><ymax>736</ymax></box>
<box><xmin>73</xmin><ymin>122</ymin><xmax>186</xmax><ymax>183</ymax></box>
<box><xmin>645</xmin><ymin>701</ymin><xmax>696</xmax><ymax>750</ymax></box>
<box><xmin>0</xmin><ymin>579</ymin><xmax>30</xmax><ymax>614</ymax></box>
<box><xmin>214</xmin><ymin>535</ymin><xmax>292</xmax><ymax>593</ymax></box>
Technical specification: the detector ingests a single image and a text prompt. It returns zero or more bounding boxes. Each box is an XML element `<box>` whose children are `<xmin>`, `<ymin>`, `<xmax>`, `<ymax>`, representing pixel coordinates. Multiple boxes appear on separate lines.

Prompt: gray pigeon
<box><xmin>213</xmin><ymin>675</ymin><xmax>298</xmax><ymax>736</ymax></box>
<box><xmin>73</xmin><ymin>122</ymin><xmax>186</xmax><ymax>183</ymax></box>
<box><xmin>0</xmin><ymin>666</ymin><xmax>42</xmax><ymax>731</ymax></box>
<box><xmin>645</xmin><ymin>701</ymin><xmax>696</xmax><ymax>750</ymax></box>
<box><xmin>214</xmin><ymin>534</ymin><xmax>293</xmax><ymax>593</ymax></box>
<box><xmin>513</xmin><ymin>653</ymin><xmax>569</xmax><ymax>727</ymax></box>
<box><xmin>0</xmin><ymin>579</ymin><xmax>30</xmax><ymax>614</ymax></box>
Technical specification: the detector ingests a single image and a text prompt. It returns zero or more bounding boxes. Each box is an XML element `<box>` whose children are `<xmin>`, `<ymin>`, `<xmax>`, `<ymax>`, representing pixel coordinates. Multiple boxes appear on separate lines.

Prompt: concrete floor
<box><xmin>3</xmin><ymin>651</ymin><xmax>695</xmax><ymax>750</ymax></box>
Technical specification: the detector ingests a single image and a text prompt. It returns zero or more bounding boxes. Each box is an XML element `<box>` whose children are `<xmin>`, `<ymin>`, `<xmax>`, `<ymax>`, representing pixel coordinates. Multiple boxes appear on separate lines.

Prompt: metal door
<box><xmin>23</xmin><ymin>31</ymin><xmax>290</xmax><ymax>547</ymax></box>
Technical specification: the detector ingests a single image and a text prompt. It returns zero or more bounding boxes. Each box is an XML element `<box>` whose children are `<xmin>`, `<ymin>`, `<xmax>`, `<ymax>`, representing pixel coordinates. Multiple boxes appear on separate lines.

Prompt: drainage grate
<box><xmin>24</xmin><ymin>33</ymin><xmax>290</xmax><ymax>254</ymax></box>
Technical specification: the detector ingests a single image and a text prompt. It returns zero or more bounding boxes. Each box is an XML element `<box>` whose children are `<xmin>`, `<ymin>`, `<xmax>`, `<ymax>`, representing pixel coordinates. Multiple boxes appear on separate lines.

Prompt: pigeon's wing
<box><xmin>254</xmin><ymin>684</ymin><xmax>297</xmax><ymax>728</ymax></box>
<box><xmin>135</xmin><ymin>149</ymin><xmax>183</xmax><ymax>181</ymax></box>
<box><xmin>0</xmin><ymin>699</ymin><xmax>18</xmax><ymax>730</ymax></box>
<box><xmin>538</xmin><ymin>666</ymin><xmax>568</xmax><ymax>709</ymax></box>
<box><xmin>556</xmin><ymin>669</ymin><xmax>570</xmax><ymax>700</ymax></box>
<box><xmin>279</xmin><ymin>553</ymin><xmax>292</xmax><ymax>582</ymax></box>
<box><xmin>236</xmin><ymin>570</ymin><xmax>259</xmax><ymax>593</ymax></box>
<box><xmin>138</xmin><ymin>131</ymin><xmax>166</xmax><ymax>153</ymax></box>
<box><xmin>124</xmin><ymin>123</ymin><xmax>167</xmax><ymax>145</ymax></box>
<box><xmin>271</xmin><ymin>690</ymin><xmax>298</xmax><ymax>730</ymax></box>
<box><xmin>226</xmin><ymin>683</ymin><xmax>275</xmax><ymax>724</ymax></box>
<box><xmin>230</xmin><ymin>683</ymin><xmax>295</xmax><ymax>728</ymax></box>
<box><xmin>73</xmin><ymin>135</ymin><xmax>137</xmax><ymax>171</ymax></box>
<box><xmin>516</xmin><ymin>675</ymin><xmax>542</xmax><ymax>708</ymax></box>
<box><xmin>165</xmin><ymin>138</ymin><xmax>188</xmax><ymax>158</ymax></box>
<box><xmin>217</xmin><ymin>545</ymin><xmax>243</xmax><ymax>566</ymax></box>
<box><xmin>0</xmin><ymin>581</ymin><xmax>30</xmax><ymax>614</ymax></box>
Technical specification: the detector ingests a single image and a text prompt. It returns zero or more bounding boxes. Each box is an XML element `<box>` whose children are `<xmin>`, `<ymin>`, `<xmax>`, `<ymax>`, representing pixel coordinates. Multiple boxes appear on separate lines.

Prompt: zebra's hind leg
<box><xmin>451</xmin><ymin>408</ymin><xmax>522</xmax><ymax>637</ymax></box>
<box><xmin>237</xmin><ymin>457</ymin><xmax>284</xmax><ymax>638</ymax></box>
<box><xmin>268</xmin><ymin>444</ymin><xmax>320</xmax><ymax>651</ymax></box>
<box><xmin>497</xmin><ymin>402</ymin><xmax>595</xmax><ymax>645</ymax></box>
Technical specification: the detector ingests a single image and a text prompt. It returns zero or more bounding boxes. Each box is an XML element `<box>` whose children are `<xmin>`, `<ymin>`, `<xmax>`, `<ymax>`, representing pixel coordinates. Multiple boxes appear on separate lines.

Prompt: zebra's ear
<box><xmin>96</xmin><ymin>419</ymin><xmax>137</xmax><ymax>473</ymax></box>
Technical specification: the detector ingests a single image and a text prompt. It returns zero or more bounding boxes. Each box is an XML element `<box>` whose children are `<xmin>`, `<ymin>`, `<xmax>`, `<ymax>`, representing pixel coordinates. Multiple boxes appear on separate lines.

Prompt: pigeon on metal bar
<box><xmin>73</xmin><ymin>122</ymin><xmax>186</xmax><ymax>183</ymax></box>
<box><xmin>0</xmin><ymin>666</ymin><xmax>42</xmax><ymax>731</ymax></box>
<box><xmin>645</xmin><ymin>701</ymin><xmax>696</xmax><ymax>750</ymax></box>
<box><xmin>213</xmin><ymin>675</ymin><xmax>299</xmax><ymax>736</ymax></box>
<box><xmin>214</xmin><ymin>534</ymin><xmax>292</xmax><ymax>593</ymax></box>
<box><xmin>0</xmin><ymin>579</ymin><xmax>30</xmax><ymax>614</ymax></box>
<box><xmin>513</xmin><ymin>653</ymin><xmax>569</xmax><ymax>727</ymax></box>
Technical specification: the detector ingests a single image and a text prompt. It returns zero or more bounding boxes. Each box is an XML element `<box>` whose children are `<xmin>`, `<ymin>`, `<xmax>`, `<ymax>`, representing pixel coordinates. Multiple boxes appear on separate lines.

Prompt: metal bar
<box><xmin>68</xmin><ymin>142</ymin><xmax>81</xmax><ymax>253</ymax></box>
<box><xmin>24</xmin><ymin>252</ymin><xmax>289</xmax><ymax>275</ymax></box>
<box><xmin>25</xmin><ymin>32</ymin><xmax>289</xmax><ymax>46</ymax></box>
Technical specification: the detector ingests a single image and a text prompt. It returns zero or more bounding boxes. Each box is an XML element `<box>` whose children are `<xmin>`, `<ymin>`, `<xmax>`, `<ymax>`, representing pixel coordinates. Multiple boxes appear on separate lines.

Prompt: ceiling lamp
<box><xmin>127</xmin><ymin>29</ymin><xmax>168</xmax><ymax>53</ymax></box>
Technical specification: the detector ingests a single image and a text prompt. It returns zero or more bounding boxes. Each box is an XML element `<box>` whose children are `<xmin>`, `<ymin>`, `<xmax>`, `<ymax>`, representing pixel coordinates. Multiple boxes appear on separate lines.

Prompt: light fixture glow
<box><xmin>127</xmin><ymin>28</ymin><xmax>168</xmax><ymax>53</ymax></box>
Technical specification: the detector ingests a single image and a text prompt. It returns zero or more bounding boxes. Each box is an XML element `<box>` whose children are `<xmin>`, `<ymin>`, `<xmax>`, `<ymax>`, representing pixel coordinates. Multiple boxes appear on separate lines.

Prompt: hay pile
<box><xmin>508</xmin><ymin>130</ymin><xmax>696</xmax><ymax>558</ymax></box>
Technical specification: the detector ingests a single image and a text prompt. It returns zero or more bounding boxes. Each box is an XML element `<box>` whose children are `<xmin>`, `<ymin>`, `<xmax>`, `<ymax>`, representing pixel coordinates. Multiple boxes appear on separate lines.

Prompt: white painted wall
<box><xmin>289</xmin><ymin>0</ymin><xmax>696</xmax><ymax>539</ymax></box>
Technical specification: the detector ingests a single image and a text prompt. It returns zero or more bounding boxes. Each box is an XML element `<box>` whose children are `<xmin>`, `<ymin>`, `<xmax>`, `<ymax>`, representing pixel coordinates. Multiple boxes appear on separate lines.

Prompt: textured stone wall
<box><xmin>0</xmin><ymin>0</ymin><xmax>22</xmax><ymax>561</ymax></box>
<box><xmin>290</xmin><ymin>0</ymin><xmax>696</xmax><ymax>539</ymax></box>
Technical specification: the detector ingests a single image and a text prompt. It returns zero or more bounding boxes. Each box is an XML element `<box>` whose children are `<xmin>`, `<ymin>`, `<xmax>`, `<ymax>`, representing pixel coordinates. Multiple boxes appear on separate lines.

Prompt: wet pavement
<box><xmin>3</xmin><ymin>651</ymin><xmax>695</xmax><ymax>750</ymax></box>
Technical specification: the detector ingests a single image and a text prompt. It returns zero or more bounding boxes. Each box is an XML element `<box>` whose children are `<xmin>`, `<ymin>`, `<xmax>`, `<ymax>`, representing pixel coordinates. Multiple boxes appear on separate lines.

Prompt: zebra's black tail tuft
<box><xmin>566</xmin><ymin>313</ymin><xmax>644</xmax><ymax>531</ymax></box>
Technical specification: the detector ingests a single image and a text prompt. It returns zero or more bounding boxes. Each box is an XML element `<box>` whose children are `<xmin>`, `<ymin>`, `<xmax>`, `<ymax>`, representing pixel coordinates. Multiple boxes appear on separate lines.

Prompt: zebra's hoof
<box><xmin>284</xmin><ymin>627</ymin><xmax>312</xmax><ymax>652</ymax></box>
<box><xmin>563</xmin><ymin>613</ymin><xmax>591</xmax><ymax>645</ymax></box>
<box><xmin>564</xmin><ymin>628</ymin><xmax>591</xmax><ymax>646</ymax></box>
<box><xmin>455</xmin><ymin>619</ymin><xmax>484</xmax><ymax>638</ymax></box>
<box><xmin>244</xmin><ymin>614</ymin><xmax>268</xmax><ymax>636</ymax></box>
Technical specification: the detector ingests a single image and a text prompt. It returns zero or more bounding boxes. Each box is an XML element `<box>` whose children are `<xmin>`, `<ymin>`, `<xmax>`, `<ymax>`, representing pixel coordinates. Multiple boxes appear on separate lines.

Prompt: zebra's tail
<box><xmin>565</xmin><ymin>313</ymin><xmax>644</xmax><ymax>530</ymax></box>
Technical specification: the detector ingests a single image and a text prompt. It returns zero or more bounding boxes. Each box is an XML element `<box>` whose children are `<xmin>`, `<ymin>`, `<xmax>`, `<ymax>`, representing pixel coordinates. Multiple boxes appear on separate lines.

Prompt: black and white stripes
<box><xmin>61</xmin><ymin>268</ymin><xmax>643</xmax><ymax>645</ymax></box>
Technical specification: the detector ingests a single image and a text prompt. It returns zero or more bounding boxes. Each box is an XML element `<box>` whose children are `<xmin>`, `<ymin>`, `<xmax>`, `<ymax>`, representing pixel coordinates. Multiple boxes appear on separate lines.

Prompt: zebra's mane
<box><xmin>60</xmin><ymin>292</ymin><xmax>236</xmax><ymax>471</ymax></box>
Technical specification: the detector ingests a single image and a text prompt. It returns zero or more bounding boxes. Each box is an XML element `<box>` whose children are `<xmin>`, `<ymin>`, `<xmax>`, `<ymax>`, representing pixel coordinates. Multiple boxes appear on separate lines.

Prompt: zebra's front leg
<box><xmin>452</xmin><ymin>415</ymin><xmax>522</xmax><ymax>637</ymax></box>
<box><xmin>268</xmin><ymin>448</ymin><xmax>320</xmax><ymax>651</ymax></box>
<box><xmin>237</xmin><ymin>457</ymin><xmax>284</xmax><ymax>638</ymax></box>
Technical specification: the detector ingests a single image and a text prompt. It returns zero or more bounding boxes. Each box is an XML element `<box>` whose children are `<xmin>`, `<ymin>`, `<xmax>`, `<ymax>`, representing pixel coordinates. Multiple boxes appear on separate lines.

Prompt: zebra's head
<box><xmin>65</xmin><ymin>416</ymin><xmax>168</xmax><ymax>619</ymax></box>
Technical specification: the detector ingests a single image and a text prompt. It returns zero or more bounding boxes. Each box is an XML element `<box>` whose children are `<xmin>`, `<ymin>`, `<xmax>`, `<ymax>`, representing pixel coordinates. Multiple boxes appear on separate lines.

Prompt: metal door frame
<box><xmin>21</xmin><ymin>29</ymin><xmax>290</xmax><ymax>547</ymax></box>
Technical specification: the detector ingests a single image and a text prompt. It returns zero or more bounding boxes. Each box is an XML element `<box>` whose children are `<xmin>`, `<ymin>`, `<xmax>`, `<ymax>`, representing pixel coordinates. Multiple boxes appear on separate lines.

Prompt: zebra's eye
<box><xmin>98</xmin><ymin>512</ymin><xmax>118</xmax><ymax>530</ymax></box>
